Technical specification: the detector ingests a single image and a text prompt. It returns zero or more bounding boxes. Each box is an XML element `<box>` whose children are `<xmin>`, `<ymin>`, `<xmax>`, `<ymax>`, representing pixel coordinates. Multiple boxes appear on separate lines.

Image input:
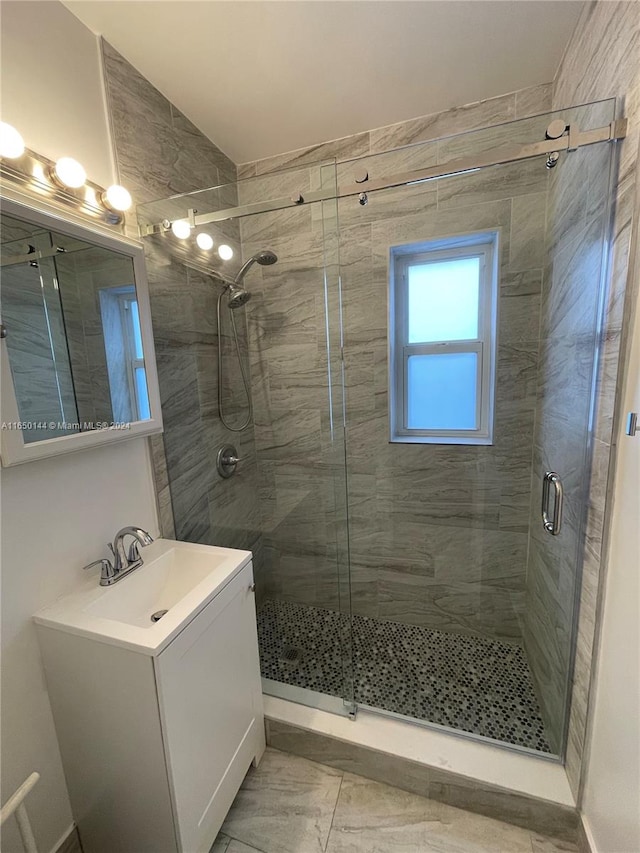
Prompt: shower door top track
<box><xmin>141</xmin><ymin>118</ymin><xmax>626</xmax><ymax>235</ymax></box>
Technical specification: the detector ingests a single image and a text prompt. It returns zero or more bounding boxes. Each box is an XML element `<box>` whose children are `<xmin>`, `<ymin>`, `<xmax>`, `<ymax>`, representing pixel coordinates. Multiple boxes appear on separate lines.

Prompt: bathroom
<box><xmin>0</xmin><ymin>1</ymin><xmax>638</xmax><ymax>851</ymax></box>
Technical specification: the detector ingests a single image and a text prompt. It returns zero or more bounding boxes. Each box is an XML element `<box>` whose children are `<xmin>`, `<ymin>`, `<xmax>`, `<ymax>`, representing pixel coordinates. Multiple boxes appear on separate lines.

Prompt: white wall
<box><xmin>581</xmin><ymin>212</ymin><xmax>640</xmax><ymax>851</ymax></box>
<box><xmin>0</xmin><ymin>0</ymin><xmax>115</xmax><ymax>187</ymax></box>
<box><xmin>0</xmin><ymin>4</ymin><xmax>160</xmax><ymax>852</ymax></box>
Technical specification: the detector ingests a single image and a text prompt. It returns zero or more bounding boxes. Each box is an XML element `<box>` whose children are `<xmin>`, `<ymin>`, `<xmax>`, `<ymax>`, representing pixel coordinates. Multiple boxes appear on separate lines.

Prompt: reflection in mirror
<box><xmin>1</xmin><ymin>213</ymin><xmax>151</xmax><ymax>444</ymax></box>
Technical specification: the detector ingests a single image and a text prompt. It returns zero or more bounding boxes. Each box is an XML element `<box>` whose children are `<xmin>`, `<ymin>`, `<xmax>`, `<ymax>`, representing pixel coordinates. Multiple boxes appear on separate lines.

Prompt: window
<box><xmin>389</xmin><ymin>232</ymin><xmax>498</xmax><ymax>444</ymax></box>
<box><xmin>121</xmin><ymin>295</ymin><xmax>151</xmax><ymax>420</ymax></box>
<box><xmin>100</xmin><ymin>285</ymin><xmax>151</xmax><ymax>422</ymax></box>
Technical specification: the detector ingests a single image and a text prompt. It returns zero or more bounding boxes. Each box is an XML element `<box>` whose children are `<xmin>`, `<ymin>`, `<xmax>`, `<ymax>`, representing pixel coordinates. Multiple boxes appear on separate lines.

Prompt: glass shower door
<box><xmin>337</xmin><ymin>101</ymin><xmax>616</xmax><ymax>755</ymax></box>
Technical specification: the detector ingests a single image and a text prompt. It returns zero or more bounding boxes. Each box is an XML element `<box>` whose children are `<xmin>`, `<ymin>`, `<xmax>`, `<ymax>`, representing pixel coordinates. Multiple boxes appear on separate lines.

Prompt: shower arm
<box><xmin>183</xmin><ymin>259</ymin><xmax>236</xmax><ymax>287</ymax></box>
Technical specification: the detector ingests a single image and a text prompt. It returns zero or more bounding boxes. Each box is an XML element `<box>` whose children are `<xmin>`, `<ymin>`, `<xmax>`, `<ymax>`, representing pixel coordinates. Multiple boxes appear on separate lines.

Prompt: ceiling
<box><xmin>64</xmin><ymin>1</ymin><xmax>584</xmax><ymax>164</ymax></box>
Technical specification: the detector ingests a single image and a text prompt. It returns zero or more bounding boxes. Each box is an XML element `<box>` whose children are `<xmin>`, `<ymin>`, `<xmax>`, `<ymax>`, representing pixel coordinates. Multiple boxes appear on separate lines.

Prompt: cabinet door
<box><xmin>155</xmin><ymin>563</ymin><xmax>264</xmax><ymax>853</ymax></box>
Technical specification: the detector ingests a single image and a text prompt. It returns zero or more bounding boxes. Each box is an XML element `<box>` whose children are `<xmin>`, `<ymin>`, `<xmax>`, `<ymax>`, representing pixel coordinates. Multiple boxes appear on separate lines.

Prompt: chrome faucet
<box><xmin>83</xmin><ymin>526</ymin><xmax>154</xmax><ymax>586</ymax></box>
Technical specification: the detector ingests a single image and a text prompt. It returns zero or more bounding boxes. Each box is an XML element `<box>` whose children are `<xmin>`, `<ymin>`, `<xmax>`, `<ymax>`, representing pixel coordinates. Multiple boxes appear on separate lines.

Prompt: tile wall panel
<box><xmin>102</xmin><ymin>41</ymin><xmax>265</xmax><ymax>588</ymax></box>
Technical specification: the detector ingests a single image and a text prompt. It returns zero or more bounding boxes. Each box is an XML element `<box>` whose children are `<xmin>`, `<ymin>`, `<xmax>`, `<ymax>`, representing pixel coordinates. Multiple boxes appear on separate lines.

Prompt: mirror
<box><xmin>1</xmin><ymin>197</ymin><xmax>162</xmax><ymax>465</ymax></box>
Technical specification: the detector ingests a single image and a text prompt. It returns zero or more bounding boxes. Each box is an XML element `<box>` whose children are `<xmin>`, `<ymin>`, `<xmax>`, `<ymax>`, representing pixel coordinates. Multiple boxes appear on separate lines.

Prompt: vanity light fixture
<box><xmin>0</xmin><ymin>122</ymin><xmax>25</xmax><ymax>159</ymax></box>
<box><xmin>0</xmin><ymin>122</ymin><xmax>133</xmax><ymax>226</ymax></box>
<box><xmin>101</xmin><ymin>184</ymin><xmax>133</xmax><ymax>213</ymax></box>
<box><xmin>171</xmin><ymin>220</ymin><xmax>191</xmax><ymax>239</ymax></box>
<box><xmin>196</xmin><ymin>232</ymin><xmax>214</xmax><ymax>251</ymax></box>
<box><xmin>218</xmin><ymin>244</ymin><xmax>234</xmax><ymax>260</ymax></box>
<box><xmin>52</xmin><ymin>157</ymin><xmax>87</xmax><ymax>189</ymax></box>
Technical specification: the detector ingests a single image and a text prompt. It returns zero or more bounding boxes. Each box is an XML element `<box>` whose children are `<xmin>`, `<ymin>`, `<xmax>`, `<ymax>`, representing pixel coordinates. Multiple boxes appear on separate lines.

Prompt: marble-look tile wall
<box><xmin>239</xmin><ymin>85</ymin><xmax>553</xmax><ymax>640</ymax></box>
<box><xmin>549</xmin><ymin>0</ymin><xmax>640</xmax><ymax>798</ymax></box>
<box><xmin>102</xmin><ymin>41</ymin><xmax>264</xmax><ymax>578</ymax></box>
<box><xmin>238</xmin><ymin>84</ymin><xmax>552</xmax><ymax>177</ymax></box>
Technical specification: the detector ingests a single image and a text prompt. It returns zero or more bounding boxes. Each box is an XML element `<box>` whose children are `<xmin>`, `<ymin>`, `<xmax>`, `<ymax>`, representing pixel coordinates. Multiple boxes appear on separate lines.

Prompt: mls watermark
<box><xmin>1</xmin><ymin>421</ymin><xmax>132</xmax><ymax>431</ymax></box>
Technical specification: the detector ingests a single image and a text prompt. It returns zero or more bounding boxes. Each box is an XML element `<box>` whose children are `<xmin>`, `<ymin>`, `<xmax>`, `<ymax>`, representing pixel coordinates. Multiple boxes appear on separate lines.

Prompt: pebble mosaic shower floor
<box><xmin>257</xmin><ymin>598</ymin><xmax>552</xmax><ymax>753</ymax></box>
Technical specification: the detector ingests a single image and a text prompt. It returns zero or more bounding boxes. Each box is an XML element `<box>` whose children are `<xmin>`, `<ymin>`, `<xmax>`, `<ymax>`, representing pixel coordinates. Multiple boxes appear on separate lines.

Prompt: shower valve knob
<box><xmin>291</xmin><ymin>193</ymin><xmax>304</xmax><ymax>204</ymax></box>
<box><xmin>216</xmin><ymin>444</ymin><xmax>243</xmax><ymax>478</ymax></box>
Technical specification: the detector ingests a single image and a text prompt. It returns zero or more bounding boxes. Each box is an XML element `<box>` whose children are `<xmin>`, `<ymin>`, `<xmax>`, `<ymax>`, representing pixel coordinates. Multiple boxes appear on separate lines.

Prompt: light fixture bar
<box><xmin>141</xmin><ymin>118</ymin><xmax>627</xmax><ymax>235</ymax></box>
<box><xmin>0</xmin><ymin>137</ymin><xmax>132</xmax><ymax>225</ymax></box>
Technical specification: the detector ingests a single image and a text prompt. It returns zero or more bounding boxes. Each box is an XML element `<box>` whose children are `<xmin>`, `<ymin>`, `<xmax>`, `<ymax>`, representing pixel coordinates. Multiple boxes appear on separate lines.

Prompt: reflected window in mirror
<box><xmin>99</xmin><ymin>286</ymin><xmax>151</xmax><ymax>422</ymax></box>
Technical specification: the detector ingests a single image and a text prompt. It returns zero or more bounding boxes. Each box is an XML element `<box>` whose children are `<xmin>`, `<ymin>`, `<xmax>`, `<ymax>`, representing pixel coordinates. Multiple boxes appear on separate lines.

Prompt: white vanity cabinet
<box><xmin>36</xmin><ymin>555</ymin><xmax>265</xmax><ymax>853</ymax></box>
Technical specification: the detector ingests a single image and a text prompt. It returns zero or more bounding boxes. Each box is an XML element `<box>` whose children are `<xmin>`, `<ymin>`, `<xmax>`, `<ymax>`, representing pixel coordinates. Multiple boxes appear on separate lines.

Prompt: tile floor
<box><xmin>258</xmin><ymin>600</ymin><xmax>552</xmax><ymax>753</ymax></box>
<box><xmin>214</xmin><ymin>748</ymin><xmax>577</xmax><ymax>853</ymax></box>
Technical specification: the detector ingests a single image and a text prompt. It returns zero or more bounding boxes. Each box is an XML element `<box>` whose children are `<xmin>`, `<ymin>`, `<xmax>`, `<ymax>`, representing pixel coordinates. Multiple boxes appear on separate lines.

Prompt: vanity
<box><xmin>34</xmin><ymin>539</ymin><xmax>265</xmax><ymax>853</ymax></box>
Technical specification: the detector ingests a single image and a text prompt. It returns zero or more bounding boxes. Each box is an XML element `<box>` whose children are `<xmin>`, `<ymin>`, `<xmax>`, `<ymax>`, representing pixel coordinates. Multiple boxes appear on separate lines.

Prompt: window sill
<box><xmin>389</xmin><ymin>434</ymin><xmax>494</xmax><ymax>446</ymax></box>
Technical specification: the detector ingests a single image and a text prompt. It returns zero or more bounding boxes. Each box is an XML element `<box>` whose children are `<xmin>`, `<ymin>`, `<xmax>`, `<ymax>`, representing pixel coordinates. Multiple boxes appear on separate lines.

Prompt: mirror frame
<box><xmin>1</xmin><ymin>195</ymin><xmax>163</xmax><ymax>466</ymax></box>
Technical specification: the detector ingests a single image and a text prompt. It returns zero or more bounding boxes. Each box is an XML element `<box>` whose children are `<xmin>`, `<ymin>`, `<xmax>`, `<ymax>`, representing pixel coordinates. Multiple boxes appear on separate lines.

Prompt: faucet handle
<box><xmin>83</xmin><ymin>558</ymin><xmax>116</xmax><ymax>583</ymax></box>
<box><xmin>128</xmin><ymin>541</ymin><xmax>141</xmax><ymax>562</ymax></box>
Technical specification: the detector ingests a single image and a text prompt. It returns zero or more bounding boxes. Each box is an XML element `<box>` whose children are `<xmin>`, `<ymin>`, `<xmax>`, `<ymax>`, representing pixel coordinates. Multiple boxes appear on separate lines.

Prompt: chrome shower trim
<box><xmin>142</xmin><ymin>119</ymin><xmax>627</xmax><ymax>235</ymax></box>
<box><xmin>183</xmin><ymin>250</ymin><xmax>278</xmax><ymax>292</ymax></box>
<box><xmin>183</xmin><ymin>258</ymin><xmax>237</xmax><ymax>287</ymax></box>
<box><xmin>234</xmin><ymin>249</ymin><xmax>278</xmax><ymax>284</ymax></box>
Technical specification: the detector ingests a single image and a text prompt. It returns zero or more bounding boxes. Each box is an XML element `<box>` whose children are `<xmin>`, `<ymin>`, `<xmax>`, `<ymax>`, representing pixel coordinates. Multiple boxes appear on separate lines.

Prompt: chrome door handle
<box><xmin>542</xmin><ymin>471</ymin><xmax>563</xmax><ymax>535</ymax></box>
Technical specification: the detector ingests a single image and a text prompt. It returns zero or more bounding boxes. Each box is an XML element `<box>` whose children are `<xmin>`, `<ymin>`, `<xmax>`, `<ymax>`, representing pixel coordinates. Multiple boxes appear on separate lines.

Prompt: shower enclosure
<box><xmin>137</xmin><ymin>100</ymin><xmax>620</xmax><ymax>759</ymax></box>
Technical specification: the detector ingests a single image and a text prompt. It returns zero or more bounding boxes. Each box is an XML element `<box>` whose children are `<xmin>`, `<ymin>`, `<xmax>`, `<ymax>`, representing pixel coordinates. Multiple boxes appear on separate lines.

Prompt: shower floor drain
<box><xmin>150</xmin><ymin>609</ymin><xmax>168</xmax><ymax>623</ymax></box>
<box><xmin>280</xmin><ymin>646</ymin><xmax>302</xmax><ymax>664</ymax></box>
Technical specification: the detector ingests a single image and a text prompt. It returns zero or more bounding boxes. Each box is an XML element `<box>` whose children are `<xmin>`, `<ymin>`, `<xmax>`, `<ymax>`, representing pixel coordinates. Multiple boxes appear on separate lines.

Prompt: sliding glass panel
<box><xmin>138</xmin><ymin>159</ymin><xmax>354</xmax><ymax>715</ymax></box>
<box><xmin>339</xmin><ymin>100</ymin><xmax>616</xmax><ymax>757</ymax></box>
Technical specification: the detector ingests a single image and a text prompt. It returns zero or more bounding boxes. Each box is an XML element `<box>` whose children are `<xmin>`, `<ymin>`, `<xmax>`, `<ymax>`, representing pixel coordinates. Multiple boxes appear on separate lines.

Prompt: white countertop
<box><xmin>33</xmin><ymin>538</ymin><xmax>252</xmax><ymax>656</ymax></box>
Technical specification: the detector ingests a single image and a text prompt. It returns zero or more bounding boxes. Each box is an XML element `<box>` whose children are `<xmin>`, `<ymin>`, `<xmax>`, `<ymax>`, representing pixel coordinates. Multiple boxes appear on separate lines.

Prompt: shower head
<box><xmin>227</xmin><ymin>283</ymin><xmax>252</xmax><ymax>309</ymax></box>
<box><xmin>233</xmin><ymin>249</ymin><xmax>278</xmax><ymax>284</ymax></box>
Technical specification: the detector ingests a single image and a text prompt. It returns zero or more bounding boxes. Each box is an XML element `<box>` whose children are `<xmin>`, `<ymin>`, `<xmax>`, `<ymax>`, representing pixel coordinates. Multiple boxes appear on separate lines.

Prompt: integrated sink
<box><xmin>34</xmin><ymin>539</ymin><xmax>252</xmax><ymax>655</ymax></box>
<box><xmin>86</xmin><ymin>545</ymin><xmax>220</xmax><ymax>628</ymax></box>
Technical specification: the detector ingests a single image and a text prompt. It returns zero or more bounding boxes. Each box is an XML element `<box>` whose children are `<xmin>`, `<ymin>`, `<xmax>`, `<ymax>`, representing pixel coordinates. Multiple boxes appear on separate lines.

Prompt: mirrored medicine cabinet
<box><xmin>0</xmin><ymin>196</ymin><xmax>163</xmax><ymax>466</ymax></box>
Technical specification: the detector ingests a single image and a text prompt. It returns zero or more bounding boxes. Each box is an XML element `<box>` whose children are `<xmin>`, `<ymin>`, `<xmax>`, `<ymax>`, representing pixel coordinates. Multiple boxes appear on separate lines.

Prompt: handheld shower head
<box><xmin>255</xmin><ymin>249</ymin><xmax>278</xmax><ymax>266</ymax></box>
<box><xmin>234</xmin><ymin>249</ymin><xmax>278</xmax><ymax>284</ymax></box>
<box><xmin>227</xmin><ymin>283</ymin><xmax>252</xmax><ymax>309</ymax></box>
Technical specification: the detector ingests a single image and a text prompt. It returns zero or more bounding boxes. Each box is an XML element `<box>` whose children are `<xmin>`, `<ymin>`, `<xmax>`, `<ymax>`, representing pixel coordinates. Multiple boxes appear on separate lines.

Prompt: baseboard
<box><xmin>266</xmin><ymin>717</ymin><xmax>580</xmax><ymax>843</ymax></box>
<box><xmin>578</xmin><ymin>816</ymin><xmax>596</xmax><ymax>853</ymax></box>
<box><xmin>51</xmin><ymin>824</ymin><xmax>83</xmax><ymax>853</ymax></box>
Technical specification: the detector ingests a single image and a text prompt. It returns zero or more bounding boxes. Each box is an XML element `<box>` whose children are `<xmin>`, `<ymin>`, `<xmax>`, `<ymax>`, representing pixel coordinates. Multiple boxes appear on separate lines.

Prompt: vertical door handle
<box><xmin>542</xmin><ymin>471</ymin><xmax>563</xmax><ymax>535</ymax></box>
<box><xmin>626</xmin><ymin>412</ymin><xmax>639</xmax><ymax>436</ymax></box>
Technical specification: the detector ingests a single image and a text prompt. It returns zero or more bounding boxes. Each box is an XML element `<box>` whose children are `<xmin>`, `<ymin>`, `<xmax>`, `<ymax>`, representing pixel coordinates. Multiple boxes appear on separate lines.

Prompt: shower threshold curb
<box><xmin>263</xmin><ymin>695</ymin><xmax>579</xmax><ymax>843</ymax></box>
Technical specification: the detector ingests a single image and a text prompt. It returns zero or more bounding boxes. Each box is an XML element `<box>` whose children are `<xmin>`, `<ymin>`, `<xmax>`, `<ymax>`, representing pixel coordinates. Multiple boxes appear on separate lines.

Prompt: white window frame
<box><xmin>389</xmin><ymin>231</ymin><xmax>499</xmax><ymax>445</ymax></box>
<box><xmin>119</xmin><ymin>293</ymin><xmax>148</xmax><ymax>421</ymax></box>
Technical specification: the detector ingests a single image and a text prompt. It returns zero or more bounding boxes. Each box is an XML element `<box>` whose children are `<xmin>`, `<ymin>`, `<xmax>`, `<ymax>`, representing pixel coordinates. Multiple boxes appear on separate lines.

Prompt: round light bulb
<box><xmin>218</xmin><ymin>244</ymin><xmax>234</xmax><ymax>260</ymax></box>
<box><xmin>103</xmin><ymin>184</ymin><xmax>132</xmax><ymax>212</ymax></box>
<box><xmin>0</xmin><ymin>122</ymin><xmax>25</xmax><ymax>159</ymax></box>
<box><xmin>196</xmin><ymin>232</ymin><xmax>214</xmax><ymax>251</ymax></box>
<box><xmin>53</xmin><ymin>157</ymin><xmax>87</xmax><ymax>188</ymax></box>
<box><xmin>171</xmin><ymin>220</ymin><xmax>191</xmax><ymax>239</ymax></box>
